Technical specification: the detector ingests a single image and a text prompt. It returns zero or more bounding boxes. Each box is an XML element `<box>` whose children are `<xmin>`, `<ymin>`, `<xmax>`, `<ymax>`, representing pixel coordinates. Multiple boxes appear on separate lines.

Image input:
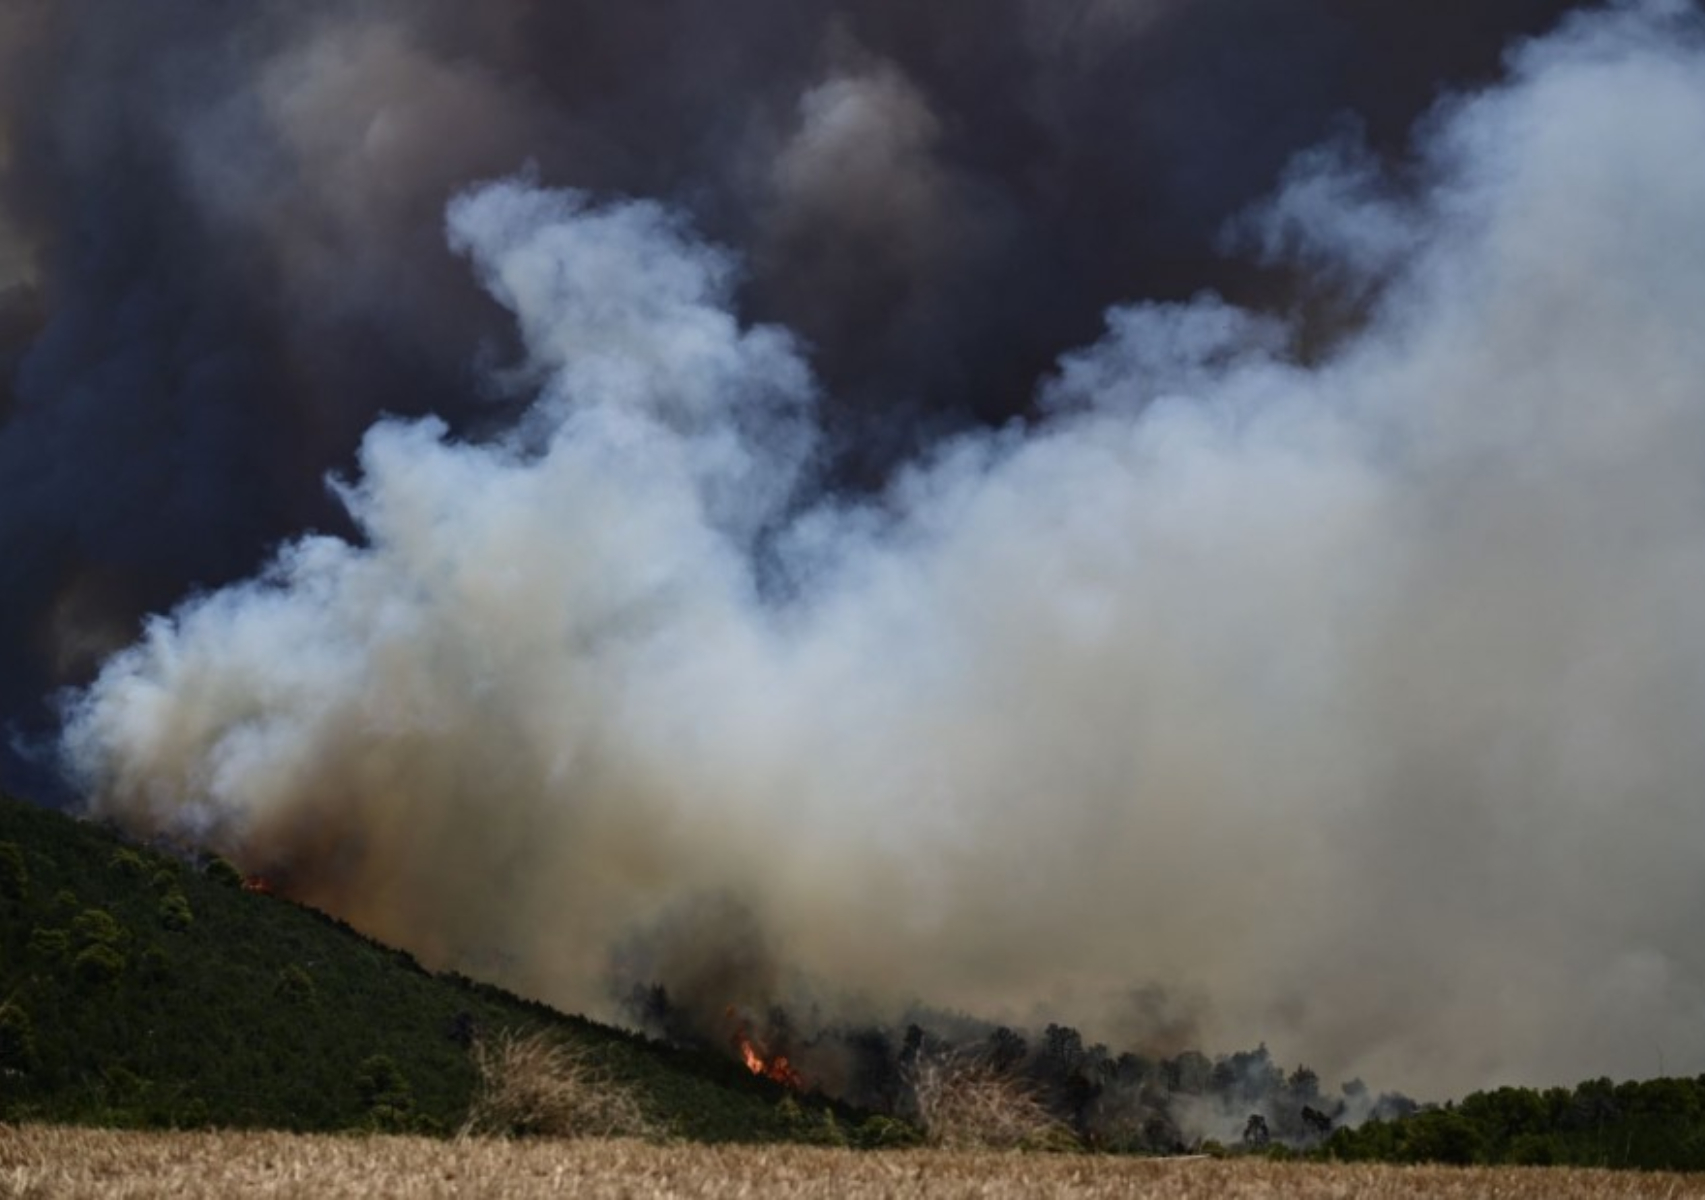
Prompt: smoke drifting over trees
<box><xmin>8</xmin><ymin>0</ymin><xmax>1705</xmax><ymax>1098</ymax></box>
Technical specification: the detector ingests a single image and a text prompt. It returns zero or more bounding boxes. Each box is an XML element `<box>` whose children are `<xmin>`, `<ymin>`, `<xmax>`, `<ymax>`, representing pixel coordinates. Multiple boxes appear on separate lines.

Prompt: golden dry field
<box><xmin>1</xmin><ymin>1128</ymin><xmax>1702</xmax><ymax>1200</ymax></box>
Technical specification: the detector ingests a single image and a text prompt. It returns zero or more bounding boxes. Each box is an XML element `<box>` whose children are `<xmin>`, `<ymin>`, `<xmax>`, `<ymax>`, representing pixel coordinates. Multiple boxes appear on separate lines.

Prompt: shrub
<box><xmin>73</xmin><ymin>943</ymin><xmax>126</xmax><ymax>987</ymax></box>
<box><xmin>817</xmin><ymin>1108</ymin><xmax>849</xmax><ymax>1147</ymax></box>
<box><xmin>355</xmin><ymin>1054</ymin><xmax>416</xmax><ymax>1132</ymax></box>
<box><xmin>460</xmin><ymin>1029</ymin><xmax>653</xmax><ymax>1140</ymax></box>
<box><xmin>108</xmin><ymin>848</ymin><xmax>147</xmax><ymax>878</ymax></box>
<box><xmin>0</xmin><ymin>1003</ymin><xmax>37</xmax><ymax>1073</ymax></box>
<box><xmin>355</xmin><ymin>1055</ymin><xmax>412</xmax><ymax>1109</ymax></box>
<box><xmin>139</xmin><ymin>945</ymin><xmax>172</xmax><ymax>984</ymax></box>
<box><xmin>0</xmin><ymin>841</ymin><xmax>27</xmax><ymax>902</ymax></box>
<box><xmin>28</xmin><ymin>926</ymin><xmax>69</xmax><ymax>961</ymax></box>
<box><xmin>71</xmin><ymin>908</ymin><xmax>125</xmax><ymax>950</ymax></box>
<box><xmin>103</xmin><ymin>1064</ymin><xmax>148</xmax><ymax>1103</ymax></box>
<box><xmin>275</xmin><ymin>964</ymin><xmax>316</xmax><ymax>1005</ymax></box>
<box><xmin>905</xmin><ymin>1052</ymin><xmax>1075</xmax><ymax>1150</ymax></box>
<box><xmin>203</xmin><ymin>857</ymin><xmax>244</xmax><ymax>888</ymax></box>
<box><xmin>158</xmin><ymin>891</ymin><xmax>193</xmax><ymax>931</ymax></box>
<box><xmin>855</xmin><ymin>1114</ymin><xmax>925</xmax><ymax>1149</ymax></box>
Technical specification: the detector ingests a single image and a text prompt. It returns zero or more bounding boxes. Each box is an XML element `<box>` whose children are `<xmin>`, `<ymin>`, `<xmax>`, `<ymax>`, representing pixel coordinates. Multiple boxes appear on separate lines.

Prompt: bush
<box><xmin>73</xmin><ymin>943</ymin><xmax>126</xmax><ymax>987</ymax></box>
<box><xmin>108</xmin><ymin>849</ymin><xmax>147</xmax><ymax>878</ymax></box>
<box><xmin>0</xmin><ymin>1003</ymin><xmax>37</xmax><ymax>1073</ymax></box>
<box><xmin>855</xmin><ymin>1114</ymin><xmax>926</xmax><ymax>1149</ymax></box>
<box><xmin>275</xmin><ymin>964</ymin><xmax>317</xmax><ymax>1005</ymax></box>
<box><xmin>905</xmin><ymin>1052</ymin><xmax>1075</xmax><ymax>1150</ymax></box>
<box><xmin>139</xmin><ymin>945</ymin><xmax>172</xmax><ymax>984</ymax></box>
<box><xmin>103</xmin><ymin>1064</ymin><xmax>148</xmax><ymax>1103</ymax></box>
<box><xmin>355</xmin><ymin>1055</ymin><xmax>412</xmax><ymax>1109</ymax></box>
<box><xmin>28</xmin><ymin>926</ymin><xmax>69</xmax><ymax>961</ymax></box>
<box><xmin>355</xmin><ymin>1054</ymin><xmax>416</xmax><ymax>1132</ymax></box>
<box><xmin>816</xmin><ymin>1108</ymin><xmax>849</xmax><ymax>1147</ymax></box>
<box><xmin>71</xmin><ymin>908</ymin><xmax>125</xmax><ymax>950</ymax></box>
<box><xmin>203</xmin><ymin>857</ymin><xmax>244</xmax><ymax>888</ymax></box>
<box><xmin>158</xmin><ymin>891</ymin><xmax>193</xmax><ymax>931</ymax></box>
<box><xmin>0</xmin><ymin>841</ymin><xmax>27</xmax><ymax>902</ymax></box>
<box><xmin>460</xmin><ymin>1029</ymin><xmax>653</xmax><ymax>1140</ymax></box>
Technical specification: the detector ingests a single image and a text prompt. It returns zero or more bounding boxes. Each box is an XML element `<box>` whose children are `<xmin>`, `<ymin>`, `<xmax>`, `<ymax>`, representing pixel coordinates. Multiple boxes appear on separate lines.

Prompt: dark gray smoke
<box><xmin>25</xmin><ymin>0</ymin><xmax>1705</xmax><ymax>1101</ymax></box>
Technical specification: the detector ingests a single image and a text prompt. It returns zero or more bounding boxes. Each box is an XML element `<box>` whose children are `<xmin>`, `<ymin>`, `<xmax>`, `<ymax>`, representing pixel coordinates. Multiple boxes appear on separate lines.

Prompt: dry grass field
<box><xmin>1</xmin><ymin>1128</ymin><xmax>1703</xmax><ymax>1200</ymax></box>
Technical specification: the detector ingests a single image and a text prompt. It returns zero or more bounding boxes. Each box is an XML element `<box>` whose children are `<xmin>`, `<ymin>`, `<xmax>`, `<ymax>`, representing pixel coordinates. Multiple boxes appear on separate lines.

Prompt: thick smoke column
<box><xmin>0</xmin><ymin>0</ymin><xmax>1582</xmax><ymax>795</ymax></box>
<box><xmin>56</xmin><ymin>2</ymin><xmax>1705</xmax><ymax>1097</ymax></box>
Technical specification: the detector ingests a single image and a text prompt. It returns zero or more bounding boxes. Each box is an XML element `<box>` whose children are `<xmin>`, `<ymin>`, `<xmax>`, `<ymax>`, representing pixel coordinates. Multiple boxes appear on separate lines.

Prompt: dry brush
<box><xmin>2</xmin><ymin>1127</ymin><xmax>1702</xmax><ymax>1199</ymax></box>
<box><xmin>459</xmin><ymin>1029</ymin><xmax>655</xmax><ymax>1141</ymax></box>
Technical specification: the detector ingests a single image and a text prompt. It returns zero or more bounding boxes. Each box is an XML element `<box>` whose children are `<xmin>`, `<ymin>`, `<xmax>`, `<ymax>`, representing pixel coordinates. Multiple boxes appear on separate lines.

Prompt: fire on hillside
<box><xmin>726</xmin><ymin>1008</ymin><xmax>804</xmax><ymax>1089</ymax></box>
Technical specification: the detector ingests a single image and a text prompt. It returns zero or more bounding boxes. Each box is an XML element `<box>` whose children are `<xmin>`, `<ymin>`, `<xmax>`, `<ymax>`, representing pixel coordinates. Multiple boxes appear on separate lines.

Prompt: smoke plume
<box><xmin>1</xmin><ymin>0</ymin><xmax>1581</xmax><ymax>790</ymax></box>
<box><xmin>16</xmin><ymin>0</ymin><xmax>1705</xmax><ymax>1097</ymax></box>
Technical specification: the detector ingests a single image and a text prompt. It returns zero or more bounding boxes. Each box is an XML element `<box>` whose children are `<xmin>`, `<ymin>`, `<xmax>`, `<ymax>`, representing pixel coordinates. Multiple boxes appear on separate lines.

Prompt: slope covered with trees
<box><xmin>4</xmin><ymin>789</ymin><xmax>1704</xmax><ymax>1171</ymax></box>
<box><xmin>1324</xmin><ymin>1079</ymin><xmax>1705</xmax><ymax>1170</ymax></box>
<box><xmin>0</xmin><ymin>792</ymin><xmax>849</xmax><ymax>1140</ymax></box>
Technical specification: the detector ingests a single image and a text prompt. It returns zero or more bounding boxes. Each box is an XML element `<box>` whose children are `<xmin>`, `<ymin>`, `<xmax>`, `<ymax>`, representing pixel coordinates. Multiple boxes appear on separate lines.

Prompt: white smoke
<box><xmin>63</xmin><ymin>1</ymin><xmax>1705</xmax><ymax>1096</ymax></box>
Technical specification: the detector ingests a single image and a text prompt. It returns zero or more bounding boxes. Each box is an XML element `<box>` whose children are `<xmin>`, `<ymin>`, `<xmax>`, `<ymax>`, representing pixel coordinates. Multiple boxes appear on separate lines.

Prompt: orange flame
<box><xmin>242</xmin><ymin>876</ymin><xmax>274</xmax><ymax>895</ymax></box>
<box><xmin>731</xmin><ymin>1024</ymin><xmax>803</xmax><ymax>1089</ymax></box>
<box><xmin>738</xmin><ymin>1033</ymin><xmax>766</xmax><ymax>1076</ymax></box>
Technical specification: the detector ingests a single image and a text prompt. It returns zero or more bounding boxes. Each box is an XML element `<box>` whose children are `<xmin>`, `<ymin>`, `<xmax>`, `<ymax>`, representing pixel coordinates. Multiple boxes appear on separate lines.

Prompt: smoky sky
<box><xmin>18</xmin><ymin>0</ymin><xmax>1705</xmax><ymax>1103</ymax></box>
<box><xmin>0</xmin><ymin>0</ymin><xmax>1587</xmax><ymax>795</ymax></box>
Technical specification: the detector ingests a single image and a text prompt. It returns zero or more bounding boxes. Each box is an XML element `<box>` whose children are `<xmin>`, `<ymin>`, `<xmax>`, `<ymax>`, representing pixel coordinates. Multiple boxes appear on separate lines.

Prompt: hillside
<box><xmin>0</xmin><ymin>791</ymin><xmax>855</xmax><ymax>1140</ymax></box>
<box><xmin>6</xmin><ymin>788</ymin><xmax>1705</xmax><ymax>1171</ymax></box>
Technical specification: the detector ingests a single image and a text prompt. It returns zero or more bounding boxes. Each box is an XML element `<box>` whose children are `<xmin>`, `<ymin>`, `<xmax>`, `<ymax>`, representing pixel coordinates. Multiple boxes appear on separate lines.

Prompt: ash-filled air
<box><xmin>34</xmin><ymin>1</ymin><xmax>1705</xmax><ymax>1097</ymax></box>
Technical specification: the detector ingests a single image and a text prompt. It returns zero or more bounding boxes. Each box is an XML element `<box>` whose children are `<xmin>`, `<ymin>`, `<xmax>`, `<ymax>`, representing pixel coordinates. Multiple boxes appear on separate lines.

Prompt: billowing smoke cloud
<box><xmin>54</xmin><ymin>1</ymin><xmax>1705</xmax><ymax>1098</ymax></box>
<box><xmin>0</xmin><ymin>0</ymin><xmax>1586</xmax><ymax>796</ymax></box>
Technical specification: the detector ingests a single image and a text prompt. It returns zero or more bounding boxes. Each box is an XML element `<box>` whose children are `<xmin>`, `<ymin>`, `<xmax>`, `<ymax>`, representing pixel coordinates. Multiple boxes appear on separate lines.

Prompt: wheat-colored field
<box><xmin>0</xmin><ymin>1127</ymin><xmax>1701</xmax><ymax>1199</ymax></box>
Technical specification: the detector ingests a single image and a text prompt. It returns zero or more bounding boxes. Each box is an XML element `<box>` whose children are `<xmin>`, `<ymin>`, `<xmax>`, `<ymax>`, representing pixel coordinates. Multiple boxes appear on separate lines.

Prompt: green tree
<box><xmin>0</xmin><ymin>841</ymin><xmax>27</xmax><ymax>903</ymax></box>
<box><xmin>275</xmin><ymin>964</ymin><xmax>317</xmax><ymax>1006</ymax></box>
<box><xmin>203</xmin><ymin>857</ymin><xmax>244</xmax><ymax>888</ymax></box>
<box><xmin>158</xmin><ymin>891</ymin><xmax>193</xmax><ymax>931</ymax></box>
<box><xmin>108</xmin><ymin>848</ymin><xmax>147</xmax><ymax>878</ymax></box>
<box><xmin>1287</xmin><ymin>1065</ymin><xmax>1321</xmax><ymax>1104</ymax></box>
<box><xmin>0</xmin><ymin>1003</ymin><xmax>37</xmax><ymax>1073</ymax></box>
<box><xmin>1509</xmin><ymin>1132</ymin><xmax>1561</xmax><ymax>1165</ymax></box>
<box><xmin>73</xmin><ymin>943</ymin><xmax>125</xmax><ymax>987</ymax></box>
<box><xmin>855</xmin><ymin>1114</ymin><xmax>925</xmax><ymax>1148</ymax></box>
<box><xmin>71</xmin><ymin>908</ymin><xmax>125</xmax><ymax>950</ymax></box>
<box><xmin>1403</xmin><ymin>1109</ymin><xmax>1483</xmax><ymax>1165</ymax></box>
<box><xmin>27</xmin><ymin>926</ymin><xmax>69</xmax><ymax>960</ymax></box>
<box><xmin>139</xmin><ymin>944</ymin><xmax>172</xmax><ymax>985</ymax></box>
<box><xmin>355</xmin><ymin>1055</ymin><xmax>415</xmax><ymax>1131</ymax></box>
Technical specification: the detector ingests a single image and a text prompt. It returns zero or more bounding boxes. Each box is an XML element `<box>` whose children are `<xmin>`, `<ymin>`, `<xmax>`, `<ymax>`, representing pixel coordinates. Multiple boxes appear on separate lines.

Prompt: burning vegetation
<box><xmin>634</xmin><ymin>984</ymin><xmax>1409</xmax><ymax>1153</ymax></box>
<box><xmin>733</xmin><ymin>1025</ymin><xmax>804</xmax><ymax>1091</ymax></box>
